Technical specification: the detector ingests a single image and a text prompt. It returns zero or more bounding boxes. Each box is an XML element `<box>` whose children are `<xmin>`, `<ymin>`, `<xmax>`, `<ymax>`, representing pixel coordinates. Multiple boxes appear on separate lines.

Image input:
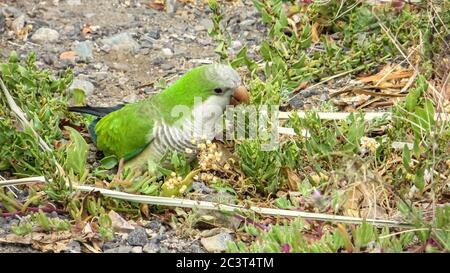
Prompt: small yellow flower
<box><xmin>405</xmin><ymin>173</ymin><xmax>414</xmax><ymax>181</ymax></box>
<box><xmin>311</xmin><ymin>174</ymin><xmax>321</xmax><ymax>184</ymax></box>
<box><xmin>179</xmin><ymin>185</ymin><xmax>187</xmax><ymax>194</ymax></box>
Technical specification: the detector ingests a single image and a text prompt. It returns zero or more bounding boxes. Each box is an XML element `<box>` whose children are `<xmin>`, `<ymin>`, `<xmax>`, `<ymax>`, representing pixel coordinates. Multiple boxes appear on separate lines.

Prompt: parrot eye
<box><xmin>213</xmin><ymin>88</ymin><xmax>224</xmax><ymax>94</ymax></box>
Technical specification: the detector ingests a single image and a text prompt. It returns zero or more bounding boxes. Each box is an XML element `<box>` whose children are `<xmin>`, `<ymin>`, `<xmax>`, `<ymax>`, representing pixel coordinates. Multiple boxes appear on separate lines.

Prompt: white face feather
<box><xmin>202</xmin><ymin>64</ymin><xmax>242</xmax><ymax>111</ymax></box>
<box><xmin>204</xmin><ymin>64</ymin><xmax>241</xmax><ymax>90</ymax></box>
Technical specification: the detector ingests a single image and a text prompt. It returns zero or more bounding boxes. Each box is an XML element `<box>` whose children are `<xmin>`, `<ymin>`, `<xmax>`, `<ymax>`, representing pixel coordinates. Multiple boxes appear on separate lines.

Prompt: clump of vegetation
<box><xmin>11</xmin><ymin>210</ymin><xmax>71</xmax><ymax>236</ymax></box>
<box><xmin>0</xmin><ymin>52</ymin><xmax>76</xmax><ymax>175</ymax></box>
<box><xmin>220</xmin><ymin>0</ymin><xmax>450</xmax><ymax>252</ymax></box>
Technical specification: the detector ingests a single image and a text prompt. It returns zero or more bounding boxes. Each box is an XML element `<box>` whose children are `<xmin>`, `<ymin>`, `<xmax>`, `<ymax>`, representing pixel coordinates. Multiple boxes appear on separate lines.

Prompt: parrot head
<box><xmin>201</xmin><ymin>63</ymin><xmax>249</xmax><ymax>107</ymax></box>
<box><xmin>155</xmin><ymin>63</ymin><xmax>249</xmax><ymax>126</ymax></box>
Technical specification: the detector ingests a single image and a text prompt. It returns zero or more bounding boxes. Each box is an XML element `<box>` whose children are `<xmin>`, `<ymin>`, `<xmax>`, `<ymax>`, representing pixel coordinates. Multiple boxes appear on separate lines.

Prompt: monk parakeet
<box><xmin>69</xmin><ymin>64</ymin><xmax>249</xmax><ymax>170</ymax></box>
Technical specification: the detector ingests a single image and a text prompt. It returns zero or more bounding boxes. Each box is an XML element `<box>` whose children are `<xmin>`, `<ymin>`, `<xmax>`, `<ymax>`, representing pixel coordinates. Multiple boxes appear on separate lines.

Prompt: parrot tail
<box><xmin>68</xmin><ymin>104</ymin><xmax>125</xmax><ymax>117</ymax></box>
<box><xmin>69</xmin><ymin>105</ymin><xmax>125</xmax><ymax>144</ymax></box>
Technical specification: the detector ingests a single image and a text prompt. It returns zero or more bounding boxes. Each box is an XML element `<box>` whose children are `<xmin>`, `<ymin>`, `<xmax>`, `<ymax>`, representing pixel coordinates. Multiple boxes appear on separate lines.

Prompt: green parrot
<box><xmin>69</xmin><ymin>64</ymin><xmax>249</xmax><ymax>171</ymax></box>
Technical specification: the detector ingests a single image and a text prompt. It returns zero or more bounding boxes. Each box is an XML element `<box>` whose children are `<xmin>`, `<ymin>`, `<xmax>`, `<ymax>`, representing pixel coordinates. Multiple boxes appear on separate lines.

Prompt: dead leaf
<box><xmin>343</xmin><ymin>185</ymin><xmax>364</xmax><ymax>217</ymax></box>
<box><xmin>82</xmin><ymin>222</ymin><xmax>95</xmax><ymax>237</ymax></box>
<box><xmin>284</xmin><ymin>168</ymin><xmax>300</xmax><ymax>191</ymax></box>
<box><xmin>147</xmin><ymin>0</ymin><xmax>165</xmax><ymax>11</ymax></box>
<box><xmin>16</xmin><ymin>24</ymin><xmax>33</xmax><ymax>41</ymax></box>
<box><xmin>292</xmin><ymin>82</ymin><xmax>309</xmax><ymax>93</ymax></box>
<box><xmin>59</xmin><ymin>51</ymin><xmax>77</xmax><ymax>60</ymax></box>
<box><xmin>336</xmin><ymin>224</ymin><xmax>353</xmax><ymax>252</ymax></box>
<box><xmin>200</xmin><ymin>227</ymin><xmax>233</xmax><ymax>238</ymax></box>
<box><xmin>108</xmin><ymin>210</ymin><xmax>135</xmax><ymax>233</ymax></box>
<box><xmin>82</xmin><ymin>241</ymin><xmax>102</xmax><ymax>253</ymax></box>
<box><xmin>81</xmin><ymin>24</ymin><xmax>93</xmax><ymax>37</ymax></box>
<box><xmin>311</xmin><ymin>22</ymin><xmax>320</xmax><ymax>44</ymax></box>
<box><xmin>0</xmin><ymin>231</ymin><xmax>73</xmax><ymax>253</ymax></box>
<box><xmin>332</xmin><ymin>94</ymin><xmax>370</xmax><ymax>108</ymax></box>
<box><xmin>358</xmin><ymin>67</ymin><xmax>414</xmax><ymax>84</ymax></box>
<box><xmin>140</xmin><ymin>204</ymin><xmax>150</xmax><ymax>218</ymax></box>
<box><xmin>0</xmin><ymin>233</ymin><xmax>31</xmax><ymax>245</ymax></box>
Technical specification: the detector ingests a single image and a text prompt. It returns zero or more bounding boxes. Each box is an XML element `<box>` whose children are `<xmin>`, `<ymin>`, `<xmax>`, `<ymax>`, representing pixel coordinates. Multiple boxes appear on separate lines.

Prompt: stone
<box><xmin>200</xmin><ymin>232</ymin><xmax>233</xmax><ymax>253</ymax></box>
<box><xmin>194</xmin><ymin>25</ymin><xmax>205</xmax><ymax>32</ymax></box>
<box><xmin>165</xmin><ymin>0</ymin><xmax>177</xmax><ymax>14</ymax></box>
<box><xmin>239</xmin><ymin>19</ymin><xmax>256</xmax><ymax>29</ymax></box>
<box><xmin>161</xmin><ymin>48</ymin><xmax>173</xmax><ymax>57</ymax></box>
<box><xmin>152</xmin><ymin>57</ymin><xmax>164</xmax><ymax>66</ymax></box>
<box><xmin>149</xmin><ymin>233</ymin><xmax>167</xmax><ymax>244</ymax></box>
<box><xmin>140</xmin><ymin>48</ymin><xmax>150</xmax><ymax>55</ymax></box>
<box><xmin>69</xmin><ymin>79</ymin><xmax>95</xmax><ymax>97</ymax></box>
<box><xmin>147</xmin><ymin>29</ymin><xmax>160</xmax><ymax>40</ymax></box>
<box><xmin>42</xmin><ymin>54</ymin><xmax>55</xmax><ymax>65</ymax></box>
<box><xmin>127</xmin><ymin>227</ymin><xmax>148</xmax><ymax>247</ymax></box>
<box><xmin>111</xmin><ymin>62</ymin><xmax>130</xmax><ymax>72</ymax></box>
<box><xmin>101</xmin><ymin>32</ymin><xmax>139</xmax><ymax>53</ymax></box>
<box><xmin>11</xmin><ymin>14</ymin><xmax>26</xmax><ymax>32</ymax></box>
<box><xmin>65</xmin><ymin>240</ymin><xmax>81</xmax><ymax>253</ymax></box>
<box><xmin>131</xmin><ymin>246</ymin><xmax>143</xmax><ymax>253</ymax></box>
<box><xmin>160</xmin><ymin>63</ymin><xmax>174</xmax><ymax>70</ymax></box>
<box><xmin>74</xmin><ymin>41</ymin><xmax>93</xmax><ymax>62</ymax></box>
<box><xmin>231</xmin><ymin>40</ymin><xmax>243</xmax><ymax>51</ymax></box>
<box><xmin>199</xmin><ymin>18</ymin><xmax>213</xmax><ymax>30</ymax></box>
<box><xmin>192</xmin><ymin>181</ymin><xmax>214</xmax><ymax>194</ymax></box>
<box><xmin>31</xmin><ymin>27</ymin><xmax>59</xmax><ymax>43</ymax></box>
<box><xmin>1</xmin><ymin>7</ymin><xmax>23</xmax><ymax>18</ymax></box>
<box><xmin>0</xmin><ymin>13</ymin><xmax>5</xmax><ymax>32</ymax></box>
<box><xmin>159</xmin><ymin>247</ymin><xmax>170</xmax><ymax>253</ymax></box>
<box><xmin>174</xmin><ymin>47</ymin><xmax>187</xmax><ymax>56</ymax></box>
<box><xmin>67</xmin><ymin>0</ymin><xmax>82</xmax><ymax>5</ymax></box>
<box><xmin>122</xmin><ymin>93</ymin><xmax>138</xmax><ymax>103</ymax></box>
<box><xmin>144</xmin><ymin>220</ymin><xmax>161</xmax><ymax>231</ymax></box>
<box><xmin>92</xmin><ymin>71</ymin><xmax>108</xmax><ymax>81</ymax></box>
<box><xmin>197</xmin><ymin>38</ymin><xmax>211</xmax><ymax>46</ymax></box>
<box><xmin>143</xmin><ymin>243</ymin><xmax>159</xmax><ymax>253</ymax></box>
<box><xmin>103</xmin><ymin>246</ymin><xmax>133</xmax><ymax>253</ymax></box>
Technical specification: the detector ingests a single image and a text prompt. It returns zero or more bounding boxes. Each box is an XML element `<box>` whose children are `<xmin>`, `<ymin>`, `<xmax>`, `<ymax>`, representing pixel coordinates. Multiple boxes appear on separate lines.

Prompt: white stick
<box><xmin>0</xmin><ymin>177</ymin><xmax>410</xmax><ymax>228</ymax></box>
<box><xmin>278</xmin><ymin>111</ymin><xmax>450</xmax><ymax>122</ymax></box>
<box><xmin>0</xmin><ymin>176</ymin><xmax>46</xmax><ymax>187</ymax></box>
<box><xmin>74</xmin><ymin>185</ymin><xmax>411</xmax><ymax>228</ymax></box>
<box><xmin>277</xmin><ymin>126</ymin><xmax>414</xmax><ymax>150</ymax></box>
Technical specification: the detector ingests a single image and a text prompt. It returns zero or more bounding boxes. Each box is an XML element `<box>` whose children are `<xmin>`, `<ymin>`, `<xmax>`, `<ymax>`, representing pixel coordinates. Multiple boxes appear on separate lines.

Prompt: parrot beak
<box><xmin>230</xmin><ymin>86</ymin><xmax>249</xmax><ymax>106</ymax></box>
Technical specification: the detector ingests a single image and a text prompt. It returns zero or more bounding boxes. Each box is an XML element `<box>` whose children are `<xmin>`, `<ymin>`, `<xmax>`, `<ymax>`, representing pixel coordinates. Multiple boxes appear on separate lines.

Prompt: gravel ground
<box><xmin>0</xmin><ymin>0</ymin><xmax>266</xmax><ymax>106</ymax></box>
<box><xmin>0</xmin><ymin>0</ymin><xmax>266</xmax><ymax>253</ymax></box>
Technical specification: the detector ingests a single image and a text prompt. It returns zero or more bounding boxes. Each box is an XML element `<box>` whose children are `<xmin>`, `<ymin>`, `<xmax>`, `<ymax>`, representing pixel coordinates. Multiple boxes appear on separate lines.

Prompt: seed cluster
<box><xmin>195</xmin><ymin>139</ymin><xmax>232</xmax><ymax>183</ymax></box>
<box><xmin>163</xmin><ymin>172</ymin><xmax>187</xmax><ymax>196</ymax></box>
<box><xmin>360</xmin><ymin>136</ymin><xmax>379</xmax><ymax>154</ymax></box>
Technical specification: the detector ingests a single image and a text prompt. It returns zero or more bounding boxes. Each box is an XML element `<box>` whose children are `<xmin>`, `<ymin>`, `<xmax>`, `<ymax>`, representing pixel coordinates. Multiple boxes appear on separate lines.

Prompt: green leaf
<box><xmin>71</xmin><ymin>88</ymin><xmax>86</xmax><ymax>106</ymax></box>
<box><xmin>274</xmin><ymin>196</ymin><xmax>292</xmax><ymax>209</ymax></box>
<box><xmin>260</xmin><ymin>41</ymin><xmax>272</xmax><ymax>61</ymax></box>
<box><xmin>353</xmin><ymin>222</ymin><xmax>376</xmax><ymax>249</ymax></box>
<box><xmin>414</xmin><ymin>168</ymin><xmax>425</xmax><ymax>191</ymax></box>
<box><xmin>402</xmin><ymin>144</ymin><xmax>411</xmax><ymax>172</ymax></box>
<box><xmin>64</xmin><ymin>126</ymin><xmax>88</xmax><ymax>176</ymax></box>
<box><xmin>99</xmin><ymin>155</ymin><xmax>118</xmax><ymax>170</ymax></box>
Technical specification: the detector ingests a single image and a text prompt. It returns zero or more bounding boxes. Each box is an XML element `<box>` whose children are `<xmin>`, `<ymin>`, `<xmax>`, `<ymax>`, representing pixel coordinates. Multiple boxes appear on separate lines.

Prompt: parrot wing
<box><xmin>94</xmin><ymin>99</ymin><xmax>159</xmax><ymax>161</ymax></box>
